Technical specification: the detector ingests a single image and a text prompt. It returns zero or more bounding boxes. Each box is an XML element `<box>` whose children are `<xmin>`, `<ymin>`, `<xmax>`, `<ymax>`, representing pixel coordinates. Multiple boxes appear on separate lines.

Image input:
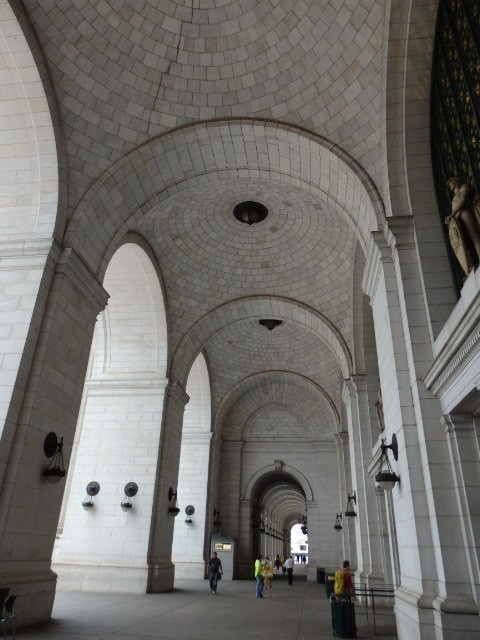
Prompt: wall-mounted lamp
<box><xmin>82</xmin><ymin>481</ymin><xmax>100</xmax><ymax>509</ymax></box>
<box><xmin>300</xmin><ymin>515</ymin><xmax>308</xmax><ymax>535</ymax></box>
<box><xmin>334</xmin><ymin>513</ymin><xmax>343</xmax><ymax>531</ymax></box>
<box><xmin>345</xmin><ymin>491</ymin><xmax>357</xmax><ymax>517</ymax></box>
<box><xmin>375</xmin><ymin>433</ymin><xmax>399</xmax><ymax>491</ymax></box>
<box><xmin>121</xmin><ymin>482</ymin><xmax>138</xmax><ymax>509</ymax></box>
<box><xmin>185</xmin><ymin>505</ymin><xmax>195</xmax><ymax>524</ymax></box>
<box><xmin>43</xmin><ymin>432</ymin><xmax>66</xmax><ymax>483</ymax></box>
<box><xmin>168</xmin><ymin>487</ymin><xmax>180</xmax><ymax>516</ymax></box>
<box><xmin>213</xmin><ymin>508</ymin><xmax>222</xmax><ymax>527</ymax></box>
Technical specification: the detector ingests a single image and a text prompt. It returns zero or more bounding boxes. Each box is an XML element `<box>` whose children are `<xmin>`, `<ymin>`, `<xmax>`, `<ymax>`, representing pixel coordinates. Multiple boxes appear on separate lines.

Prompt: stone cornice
<box><xmin>424</xmin><ymin>291</ymin><xmax>480</xmax><ymax>398</ymax></box>
<box><xmin>86</xmin><ymin>376</ymin><xmax>169</xmax><ymax>396</ymax></box>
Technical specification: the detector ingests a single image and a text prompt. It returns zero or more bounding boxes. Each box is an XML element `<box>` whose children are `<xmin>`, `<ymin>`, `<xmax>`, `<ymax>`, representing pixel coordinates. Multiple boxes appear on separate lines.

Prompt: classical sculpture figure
<box><xmin>375</xmin><ymin>383</ymin><xmax>385</xmax><ymax>433</ymax></box>
<box><xmin>445</xmin><ymin>177</ymin><xmax>480</xmax><ymax>275</ymax></box>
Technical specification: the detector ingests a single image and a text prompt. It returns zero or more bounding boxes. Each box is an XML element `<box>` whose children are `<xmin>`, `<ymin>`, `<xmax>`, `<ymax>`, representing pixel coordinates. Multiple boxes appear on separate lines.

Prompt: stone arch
<box><xmin>64</xmin><ymin>119</ymin><xmax>385</xmax><ymax>280</ymax></box>
<box><xmin>384</xmin><ymin>0</ymin><xmax>456</xmax><ymax>335</ymax></box>
<box><xmin>244</xmin><ymin>465</ymin><xmax>313</xmax><ymax>503</ymax></box>
<box><xmin>215</xmin><ymin>370</ymin><xmax>340</xmax><ymax>440</ymax></box>
<box><xmin>0</xmin><ymin>2</ymin><xmax>61</xmax><ymax>239</ymax></box>
<box><xmin>91</xmin><ymin>242</ymin><xmax>169</xmax><ymax>378</ymax></box>
<box><xmin>53</xmin><ymin>241</ymin><xmax>169</xmax><ymax>593</ymax></box>
<box><xmin>171</xmin><ymin>296</ymin><xmax>352</xmax><ymax>388</ymax></box>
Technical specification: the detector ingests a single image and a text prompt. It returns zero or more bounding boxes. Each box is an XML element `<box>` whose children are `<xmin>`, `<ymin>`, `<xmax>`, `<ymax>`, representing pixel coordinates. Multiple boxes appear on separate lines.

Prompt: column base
<box><xmin>53</xmin><ymin>561</ymin><xmax>149</xmax><ymax>593</ymax></box>
<box><xmin>147</xmin><ymin>560</ymin><xmax>175</xmax><ymax>592</ymax></box>
<box><xmin>0</xmin><ymin>568</ymin><xmax>57</xmax><ymax>629</ymax></box>
<box><xmin>395</xmin><ymin>587</ymin><xmax>480</xmax><ymax>640</ymax></box>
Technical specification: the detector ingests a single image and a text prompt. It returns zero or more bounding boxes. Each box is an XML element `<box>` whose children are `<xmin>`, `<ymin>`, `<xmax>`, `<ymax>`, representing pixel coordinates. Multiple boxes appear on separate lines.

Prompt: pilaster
<box><xmin>147</xmin><ymin>379</ymin><xmax>190</xmax><ymax>592</ymax></box>
<box><xmin>0</xmin><ymin>246</ymin><xmax>108</xmax><ymax>627</ymax></box>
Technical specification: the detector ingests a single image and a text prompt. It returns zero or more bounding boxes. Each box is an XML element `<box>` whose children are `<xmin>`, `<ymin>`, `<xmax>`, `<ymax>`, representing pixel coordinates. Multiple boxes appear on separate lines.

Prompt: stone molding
<box><xmin>85</xmin><ymin>376</ymin><xmax>169</xmax><ymax>396</ymax></box>
<box><xmin>0</xmin><ymin>236</ymin><xmax>57</xmax><ymax>265</ymax></box>
<box><xmin>424</xmin><ymin>297</ymin><xmax>480</xmax><ymax>399</ymax></box>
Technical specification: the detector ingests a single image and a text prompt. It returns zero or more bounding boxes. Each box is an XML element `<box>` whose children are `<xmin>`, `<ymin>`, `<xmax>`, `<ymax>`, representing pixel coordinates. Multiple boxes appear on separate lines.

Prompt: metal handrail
<box><xmin>360</xmin><ymin>583</ymin><xmax>395</xmax><ymax>635</ymax></box>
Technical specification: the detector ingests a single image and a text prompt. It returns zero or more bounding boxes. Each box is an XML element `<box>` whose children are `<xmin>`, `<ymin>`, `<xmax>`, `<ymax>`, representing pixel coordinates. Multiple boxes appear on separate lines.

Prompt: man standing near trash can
<box><xmin>284</xmin><ymin>555</ymin><xmax>294</xmax><ymax>585</ymax></box>
<box><xmin>334</xmin><ymin>560</ymin><xmax>354</xmax><ymax>596</ymax></box>
<box><xmin>331</xmin><ymin>560</ymin><xmax>356</xmax><ymax>638</ymax></box>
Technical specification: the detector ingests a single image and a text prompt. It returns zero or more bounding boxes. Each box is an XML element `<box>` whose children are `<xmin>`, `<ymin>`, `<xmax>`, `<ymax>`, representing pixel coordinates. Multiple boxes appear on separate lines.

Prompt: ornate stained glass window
<box><xmin>431</xmin><ymin>0</ymin><xmax>480</xmax><ymax>292</ymax></box>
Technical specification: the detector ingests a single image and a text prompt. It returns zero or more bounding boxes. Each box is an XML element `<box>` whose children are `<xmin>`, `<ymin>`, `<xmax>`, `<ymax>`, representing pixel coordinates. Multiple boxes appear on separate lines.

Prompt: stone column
<box><xmin>442</xmin><ymin>414</ymin><xmax>480</xmax><ymax>608</ymax></box>
<box><xmin>349</xmin><ymin>375</ymin><xmax>385</xmax><ymax>587</ymax></box>
<box><xmin>363</xmin><ymin>219</ymin><xmax>480</xmax><ymax>639</ymax></box>
<box><xmin>0</xmin><ymin>247</ymin><xmax>108</xmax><ymax>627</ymax></box>
<box><xmin>238</xmin><ymin>497</ymin><xmax>254</xmax><ymax>579</ymax></box>
<box><xmin>342</xmin><ymin>379</ymin><xmax>372</xmax><ymax>586</ymax></box>
<box><xmin>334</xmin><ymin>432</ymin><xmax>356</xmax><ymax>568</ymax></box>
<box><xmin>147</xmin><ymin>379</ymin><xmax>189</xmax><ymax>592</ymax></box>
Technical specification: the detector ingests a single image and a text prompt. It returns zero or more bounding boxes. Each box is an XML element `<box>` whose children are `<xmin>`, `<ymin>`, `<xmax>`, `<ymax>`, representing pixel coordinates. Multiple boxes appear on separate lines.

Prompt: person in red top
<box><xmin>342</xmin><ymin>560</ymin><xmax>354</xmax><ymax>594</ymax></box>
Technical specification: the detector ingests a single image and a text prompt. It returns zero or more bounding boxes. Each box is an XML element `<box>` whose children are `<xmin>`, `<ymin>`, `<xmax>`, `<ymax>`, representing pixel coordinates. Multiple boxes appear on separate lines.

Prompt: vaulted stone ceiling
<box><xmin>16</xmin><ymin>0</ymin><xmax>386</xmax><ymax>441</ymax></box>
<box><xmin>23</xmin><ymin>0</ymin><xmax>385</xmax><ymax>211</ymax></box>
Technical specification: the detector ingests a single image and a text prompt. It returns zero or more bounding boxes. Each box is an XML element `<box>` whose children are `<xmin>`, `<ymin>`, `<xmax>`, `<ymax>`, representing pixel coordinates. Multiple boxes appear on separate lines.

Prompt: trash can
<box><xmin>326</xmin><ymin>575</ymin><xmax>335</xmax><ymax>597</ymax></box>
<box><xmin>317</xmin><ymin>567</ymin><xmax>326</xmax><ymax>584</ymax></box>
<box><xmin>330</xmin><ymin>595</ymin><xmax>357</xmax><ymax>638</ymax></box>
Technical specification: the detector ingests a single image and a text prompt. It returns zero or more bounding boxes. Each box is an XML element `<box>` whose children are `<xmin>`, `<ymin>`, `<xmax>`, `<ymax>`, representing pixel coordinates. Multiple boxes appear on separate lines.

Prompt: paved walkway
<box><xmin>15</xmin><ymin>573</ymin><xmax>397</xmax><ymax>639</ymax></box>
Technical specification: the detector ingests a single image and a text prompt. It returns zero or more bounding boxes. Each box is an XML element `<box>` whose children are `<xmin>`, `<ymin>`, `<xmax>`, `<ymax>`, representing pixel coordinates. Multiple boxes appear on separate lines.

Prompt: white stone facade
<box><xmin>0</xmin><ymin>1</ymin><xmax>479</xmax><ymax>639</ymax></box>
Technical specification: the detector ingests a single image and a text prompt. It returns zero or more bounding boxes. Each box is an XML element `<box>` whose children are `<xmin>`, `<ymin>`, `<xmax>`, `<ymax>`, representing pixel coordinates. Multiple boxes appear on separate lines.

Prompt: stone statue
<box><xmin>375</xmin><ymin>383</ymin><xmax>385</xmax><ymax>432</ymax></box>
<box><xmin>445</xmin><ymin>177</ymin><xmax>480</xmax><ymax>276</ymax></box>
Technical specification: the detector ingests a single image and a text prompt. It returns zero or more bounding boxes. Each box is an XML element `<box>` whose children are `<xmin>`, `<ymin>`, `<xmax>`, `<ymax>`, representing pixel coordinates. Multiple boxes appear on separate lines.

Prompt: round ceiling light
<box><xmin>233</xmin><ymin>201</ymin><xmax>268</xmax><ymax>225</ymax></box>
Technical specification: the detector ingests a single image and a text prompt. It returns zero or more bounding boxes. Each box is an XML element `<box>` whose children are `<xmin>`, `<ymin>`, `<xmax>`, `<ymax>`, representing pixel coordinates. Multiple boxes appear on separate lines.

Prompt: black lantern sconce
<box><xmin>82</xmin><ymin>481</ymin><xmax>100</xmax><ymax>509</ymax></box>
<box><xmin>300</xmin><ymin>515</ymin><xmax>308</xmax><ymax>535</ymax></box>
<box><xmin>213</xmin><ymin>508</ymin><xmax>222</xmax><ymax>527</ymax></box>
<box><xmin>121</xmin><ymin>482</ymin><xmax>138</xmax><ymax>510</ymax></box>
<box><xmin>334</xmin><ymin>513</ymin><xmax>343</xmax><ymax>531</ymax></box>
<box><xmin>43</xmin><ymin>432</ymin><xmax>66</xmax><ymax>483</ymax></box>
<box><xmin>185</xmin><ymin>505</ymin><xmax>195</xmax><ymax>524</ymax></box>
<box><xmin>345</xmin><ymin>491</ymin><xmax>357</xmax><ymax>517</ymax></box>
<box><xmin>168</xmin><ymin>487</ymin><xmax>180</xmax><ymax>516</ymax></box>
<box><xmin>375</xmin><ymin>433</ymin><xmax>399</xmax><ymax>491</ymax></box>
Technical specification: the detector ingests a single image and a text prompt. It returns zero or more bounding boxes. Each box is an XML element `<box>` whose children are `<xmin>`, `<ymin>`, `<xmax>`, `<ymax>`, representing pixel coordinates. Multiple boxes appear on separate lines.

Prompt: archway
<box><xmin>53</xmin><ymin>242</ymin><xmax>168</xmax><ymax>592</ymax></box>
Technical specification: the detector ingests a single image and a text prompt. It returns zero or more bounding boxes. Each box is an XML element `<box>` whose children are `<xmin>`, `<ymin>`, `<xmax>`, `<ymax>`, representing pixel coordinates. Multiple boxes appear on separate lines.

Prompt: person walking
<box><xmin>284</xmin><ymin>555</ymin><xmax>294</xmax><ymax>585</ymax></box>
<box><xmin>207</xmin><ymin>551</ymin><xmax>223</xmax><ymax>594</ymax></box>
<box><xmin>255</xmin><ymin>554</ymin><xmax>264</xmax><ymax>598</ymax></box>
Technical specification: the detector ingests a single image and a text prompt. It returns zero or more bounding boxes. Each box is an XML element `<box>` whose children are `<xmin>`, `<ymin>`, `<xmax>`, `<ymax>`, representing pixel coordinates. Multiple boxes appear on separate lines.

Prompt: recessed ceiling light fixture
<box><xmin>233</xmin><ymin>201</ymin><xmax>268</xmax><ymax>225</ymax></box>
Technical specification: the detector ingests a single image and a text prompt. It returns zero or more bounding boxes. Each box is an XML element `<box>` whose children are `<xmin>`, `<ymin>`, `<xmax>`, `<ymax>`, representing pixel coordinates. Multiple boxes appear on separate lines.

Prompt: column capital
<box><xmin>441</xmin><ymin>413</ymin><xmax>475</xmax><ymax>435</ymax></box>
<box><xmin>342</xmin><ymin>378</ymin><xmax>357</xmax><ymax>403</ymax></box>
<box><xmin>362</xmin><ymin>231</ymin><xmax>393</xmax><ymax>300</ymax></box>
<box><xmin>56</xmin><ymin>247</ymin><xmax>109</xmax><ymax>313</ymax></box>
<box><xmin>350</xmin><ymin>374</ymin><xmax>367</xmax><ymax>392</ymax></box>
<box><xmin>384</xmin><ymin>216</ymin><xmax>416</xmax><ymax>250</ymax></box>
<box><xmin>165</xmin><ymin>379</ymin><xmax>190</xmax><ymax>406</ymax></box>
<box><xmin>334</xmin><ymin>431</ymin><xmax>349</xmax><ymax>446</ymax></box>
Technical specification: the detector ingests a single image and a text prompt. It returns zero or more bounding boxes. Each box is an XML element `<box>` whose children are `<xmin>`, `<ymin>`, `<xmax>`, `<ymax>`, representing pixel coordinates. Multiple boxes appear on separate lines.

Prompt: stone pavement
<box><xmin>14</xmin><ymin>574</ymin><xmax>397</xmax><ymax>639</ymax></box>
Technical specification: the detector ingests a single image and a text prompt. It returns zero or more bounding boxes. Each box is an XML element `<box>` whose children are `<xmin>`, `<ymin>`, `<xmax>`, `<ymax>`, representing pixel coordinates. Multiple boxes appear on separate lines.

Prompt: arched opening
<box><xmin>53</xmin><ymin>242</ymin><xmax>168</xmax><ymax>592</ymax></box>
<box><xmin>172</xmin><ymin>352</ymin><xmax>212</xmax><ymax>579</ymax></box>
<box><xmin>250</xmin><ymin>471</ymin><xmax>307</xmax><ymax>569</ymax></box>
